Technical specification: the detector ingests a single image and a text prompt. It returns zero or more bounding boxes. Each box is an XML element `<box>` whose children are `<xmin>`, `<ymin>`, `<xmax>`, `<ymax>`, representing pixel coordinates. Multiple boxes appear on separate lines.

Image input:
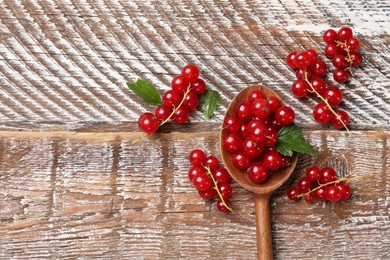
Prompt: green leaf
<box><xmin>276</xmin><ymin>125</ymin><xmax>316</xmax><ymax>156</ymax></box>
<box><xmin>127</xmin><ymin>79</ymin><xmax>162</xmax><ymax>106</ymax></box>
<box><xmin>199</xmin><ymin>89</ymin><xmax>221</xmax><ymax>118</ymax></box>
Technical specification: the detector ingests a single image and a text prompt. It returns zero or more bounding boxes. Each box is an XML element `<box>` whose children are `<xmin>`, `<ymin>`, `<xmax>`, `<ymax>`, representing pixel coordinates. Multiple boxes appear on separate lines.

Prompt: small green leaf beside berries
<box><xmin>127</xmin><ymin>79</ymin><xmax>162</xmax><ymax>106</ymax></box>
<box><xmin>199</xmin><ymin>89</ymin><xmax>221</xmax><ymax>118</ymax></box>
<box><xmin>276</xmin><ymin>125</ymin><xmax>316</xmax><ymax>156</ymax></box>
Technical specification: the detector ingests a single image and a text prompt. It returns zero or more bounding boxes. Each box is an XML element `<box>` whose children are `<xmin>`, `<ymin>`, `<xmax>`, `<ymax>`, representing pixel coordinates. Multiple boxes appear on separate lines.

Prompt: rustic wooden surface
<box><xmin>0</xmin><ymin>1</ymin><xmax>389</xmax><ymax>259</ymax></box>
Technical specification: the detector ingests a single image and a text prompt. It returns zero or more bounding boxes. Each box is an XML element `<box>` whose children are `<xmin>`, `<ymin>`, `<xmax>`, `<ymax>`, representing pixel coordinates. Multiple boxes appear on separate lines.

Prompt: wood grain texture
<box><xmin>0</xmin><ymin>131</ymin><xmax>389</xmax><ymax>259</ymax></box>
<box><xmin>0</xmin><ymin>0</ymin><xmax>389</xmax><ymax>131</ymax></box>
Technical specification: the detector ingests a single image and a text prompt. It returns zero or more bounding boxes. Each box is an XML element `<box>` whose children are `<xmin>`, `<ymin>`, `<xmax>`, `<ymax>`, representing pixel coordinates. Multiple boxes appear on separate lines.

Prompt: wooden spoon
<box><xmin>220</xmin><ymin>85</ymin><xmax>298</xmax><ymax>260</ymax></box>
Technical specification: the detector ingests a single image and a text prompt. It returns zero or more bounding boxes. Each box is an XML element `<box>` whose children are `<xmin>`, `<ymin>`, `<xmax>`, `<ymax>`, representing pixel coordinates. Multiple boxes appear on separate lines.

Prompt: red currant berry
<box><xmin>264</xmin><ymin>116</ymin><xmax>281</xmax><ymax>132</ymax></box>
<box><xmin>314</xmin><ymin>186</ymin><xmax>327</xmax><ymax>201</ymax></box>
<box><xmin>313</xmin><ymin>103</ymin><xmax>331</xmax><ymax>124</ymax></box>
<box><xmin>198</xmin><ymin>188</ymin><xmax>217</xmax><ymax>200</ymax></box>
<box><xmin>189</xmin><ymin>149</ymin><xmax>206</xmax><ymax>166</ymax></box>
<box><xmin>248</xmin><ymin>89</ymin><xmax>265</xmax><ymax>103</ymax></box>
<box><xmin>171</xmin><ymin>75</ymin><xmax>190</xmax><ymax>94</ymax></box>
<box><xmin>347</xmin><ymin>37</ymin><xmax>359</xmax><ymax>52</ymax></box>
<box><xmin>294</xmin><ymin>51</ymin><xmax>312</xmax><ymax>69</ymax></box>
<box><xmin>236</xmin><ymin>101</ymin><xmax>252</xmax><ymax>122</ymax></box>
<box><xmin>181</xmin><ymin>64</ymin><xmax>200</xmax><ymax>84</ymax></box>
<box><xmin>182</xmin><ymin>92</ymin><xmax>199</xmax><ymax>110</ymax></box>
<box><xmin>138</xmin><ymin>112</ymin><xmax>160</xmax><ymax>133</ymax></box>
<box><xmin>264</xmin><ymin>129</ymin><xmax>278</xmax><ymax>148</ymax></box>
<box><xmin>297</xmin><ymin>177</ymin><xmax>313</xmax><ymax>192</ymax></box>
<box><xmin>337</xmin><ymin>43</ymin><xmax>348</xmax><ymax>55</ymax></box>
<box><xmin>238</xmin><ymin>123</ymin><xmax>251</xmax><ymax>138</ymax></box>
<box><xmin>305</xmin><ymin>166</ymin><xmax>321</xmax><ymax>182</ymax></box>
<box><xmin>350</xmin><ymin>51</ymin><xmax>362</xmax><ymax>67</ymax></box>
<box><xmin>248</xmin><ymin>119</ymin><xmax>265</xmax><ymax>132</ymax></box>
<box><xmin>267</xmin><ymin>96</ymin><xmax>281</xmax><ymax>113</ymax></box>
<box><xmin>192</xmin><ymin>173</ymin><xmax>212</xmax><ymax>191</ymax></box>
<box><xmin>251</xmin><ymin>98</ymin><xmax>271</xmax><ymax>119</ymax></box>
<box><xmin>213</xmin><ymin>168</ymin><xmax>231</xmax><ymax>184</ymax></box>
<box><xmin>162</xmin><ymin>90</ymin><xmax>181</xmax><ymax>108</ymax></box>
<box><xmin>173</xmin><ymin>107</ymin><xmax>189</xmax><ymax>124</ymax></box>
<box><xmin>324</xmin><ymin>43</ymin><xmax>339</xmax><ymax>58</ymax></box>
<box><xmin>323</xmin><ymin>29</ymin><xmax>338</xmax><ymax>43</ymax></box>
<box><xmin>325</xmin><ymin>185</ymin><xmax>342</xmax><ymax>201</ymax></box>
<box><xmin>218</xmin><ymin>183</ymin><xmax>232</xmax><ymax>199</ymax></box>
<box><xmin>333</xmin><ymin>69</ymin><xmax>349</xmax><ymax>83</ymax></box>
<box><xmin>332</xmin><ymin>54</ymin><xmax>348</xmax><ymax>69</ymax></box>
<box><xmin>204</xmin><ymin>156</ymin><xmax>220</xmax><ymax>171</ymax></box>
<box><xmin>248</xmin><ymin>162</ymin><xmax>269</xmax><ymax>184</ymax></box>
<box><xmin>319</xmin><ymin>167</ymin><xmax>338</xmax><ymax>184</ymax></box>
<box><xmin>338</xmin><ymin>27</ymin><xmax>353</xmax><ymax>42</ymax></box>
<box><xmin>323</xmin><ymin>86</ymin><xmax>343</xmax><ymax>107</ymax></box>
<box><xmin>242</xmin><ymin>138</ymin><xmax>263</xmax><ymax>157</ymax></box>
<box><xmin>217</xmin><ymin>199</ymin><xmax>231</xmax><ymax>213</ymax></box>
<box><xmin>291</xmin><ymin>79</ymin><xmax>309</xmax><ymax>98</ymax></box>
<box><xmin>223</xmin><ymin>133</ymin><xmax>243</xmax><ymax>153</ymax></box>
<box><xmin>331</xmin><ymin>110</ymin><xmax>349</xmax><ymax>129</ymax></box>
<box><xmin>295</xmin><ymin>67</ymin><xmax>313</xmax><ymax>80</ymax></box>
<box><xmin>263</xmin><ymin>150</ymin><xmax>282</xmax><ymax>171</ymax></box>
<box><xmin>275</xmin><ymin>106</ymin><xmax>295</xmax><ymax>126</ymax></box>
<box><xmin>188</xmin><ymin>165</ymin><xmax>206</xmax><ymax>182</ymax></box>
<box><xmin>155</xmin><ymin>105</ymin><xmax>172</xmax><ymax>121</ymax></box>
<box><xmin>232</xmin><ymin>151</ymin><xmax>251</xmax><ymax>170</ymax></box>
<box><xmin>312</xmin><ymin>60</ymin><xmax>327</xmax><ymax>77</ymax></box>
<box><xmin>287</xmin><ymin>187</ymin><xmax>301</xmax><ymax>201</ymax></box>
<box><xmin>191</xmin><ymin>78</ymin><xmax>206</xmax><ymax>95</ymax></box>
<box><xmin>286</xmin><ymin>51</ymin><xmax>298</xmax><ymax>69</ymax></box>
<box><xmin>310</xmin><ymin>77</ymin><xmax>326</xmax><ymax>94</ymax></box>
<box><xmin>250</xmin><ymin>124</ymin><xmax>268</xmax><ymax>144</ymax></box>
<box><xmin>304</xmin><ymin>193</ymin><xmax>315</xmax><ymax>203</ymax></box>
<box><xmin>306</xmin><ymin>49</ymin><xmax>317</xmax><ymax>63</ymax></box>
<box><xmin>280</xmin><ymin>155</ymin><xmax>292</xmax><ymax>168</ymax></box>
<box><xmin>224</xmin><ymin>116</ymin><xmax>241</xmax><ymax>133</ymax></box>
<box><xmin>335</xmin><ymin>182</ymin><xmax>352</xmax><ymax>201</ymax></box>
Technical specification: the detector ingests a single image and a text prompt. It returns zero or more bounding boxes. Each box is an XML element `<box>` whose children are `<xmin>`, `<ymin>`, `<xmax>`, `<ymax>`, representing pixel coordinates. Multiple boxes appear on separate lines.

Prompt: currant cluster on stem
<box><xmin>222</xmin><ymin>89</ymin><xmax>294</xmax><ymax>184</ymax></box>
<box><xmin>287</xmin><ymin>166</ymin><xmax>352</xmax><ymax>202</ymax></box>
<box><xmin>286</xmin><ymin>49</ymin><xmax>349</xmax><ymax>130</ymax></box>
<box><xmin>138</xmin><ymin>65</ymin><xmax>206</xmax><ymax>133</ymax></box>
<box><xmin>323</xmin><ymin>27</ymin><xmax>362</xmax><ymax>83</ymax></box>
<box><xmin>188</xmin><ymin>149</ymin><xmax>233</xmax><ymax>213</ymax></box>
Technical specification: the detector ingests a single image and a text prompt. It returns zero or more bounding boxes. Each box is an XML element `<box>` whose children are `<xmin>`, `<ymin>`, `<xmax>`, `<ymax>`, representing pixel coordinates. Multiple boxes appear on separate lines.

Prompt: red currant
<box><xmin>333</xmin><ymin>69</ymin><xmax>349</xmax><ymax>83</ymax></box>
<box><xmin>198</xmin><ymin>188</ymin><xmax>217</xmax><ymax>200</ymax></box>
<box><xmin>223</xmin><ymin>133</ymin><xmax>243</xmax><ymax>153</ymax></box>
<box><xmin>212</xmin><ymin>168</ymin><xmax>231</xmax><ymax>184</ymax></box>
<box><xmin>251</xmin><ymin>98</ymin><xmax>271</xmax><ymax>119</ymax></box>
<box><xmin>323</xmin><ymin>29</ymin><xmax>337</xmax><ymax>43</ymax></box>
<box><xmin>264</xmin><ymin>129</ymin><xmax>278</xmax><ymax>147</ymax></box>
<box><xmin>294</xmin><ymin>51</ymin><xmax>312</xmax><ymax>69</ymax></box>
<box><xmin>238</xmin><ymin>123</ymin><xmax>251</xmax><ymax>138</ymax></box>
<box><xmin>217</xmin><ymin>199</ymin><xmax>231</xmax><ymax>213</ymax></box>
<box><xmin>173</xmin><ymin>107</ymin><xmax>189</xmax><ymax>124</ymax></box>
<box><xmin>350</xmin><ymin>51</ymin><xmax>362</xmax><ymax>67</ymax></box>
<box><xmin>171</xmin><ymin>75</ymin><xmax>189</xmax><ymax>94</ymax></box>
<box><xmin>242</xmin><ymin>138</ymin><xmax>263</xmax><ymax>157</ymax></box>
<box><xmin>182</xmin><ymin>92</ymin><xmax>199</xmax><ymax>110</ymax></box>
<box><xmin>191</xmin><ymin>78</ymin><xmax>206</xmax><ymax>94</ymax></box>
<box><xmin>324</xmin><ymin>43</ymin><xmax>338</xmax><ymax>58</ymax></box>
<box><xmin>306</xmin><ymin>49</ymin><xmax>317</xmax><ymax>63</ymax></box>
<box><xmin>248</xmin><ymin>119</ymin><xmax>265</xmax><ymax>132</ymax></box>
<box><xmin>287</xmin><ymin>187</ymin><xmax>301</xmax><ymax>201</ymax></box>
<box><xmin>250</xmin><ymin>124</ymin><xmax>268</xmax><ymax>144</ymax></box>
<box><xmin>232</xmin><ymin>151</ymin><xmax>251</xmax><ymax>170</ymax></box>
<box><xmin>314</xmin><ymin>186</ymin><xmax>327</xmax><ymax>201</ymax></box>
<box><xmin>224</xmin><ymin>116</ymin><xmax>241</xmax><ymax>133</ymax></box>
<box><xmin>188</xmin><ymin>165</ymin><xmax>206</xmax><ymax>182</ymax></box>
<box><xmin>331</xmin><ymin>110</ymin><xmax>349</xmax><ymax>129</ymax></box>
<box><xmin>280</xmin><ymin>155</ymin><xmax>292</xmax><ymax>168</ymax></box>
<box><xmin>335</xmin><ymin>182</ymin><xmax>352</xmax><ymax>201</ymax></box>
<box><xmin>347</xmin><ymin>37</ymin><xmax>359</xmax><ymax>52</ymax></box>
<box><xmin>267</xmin><ymin>96</ymin><xmax>281</xmax><ymax>113</ymax></box>
<box><xmin>235</xmin><ymin>101</ymin><xmax>252</xmax><ymax>122</ymax></box>
<box><xmin>138</xmin><ymin>112</ymin><xmax>160</xmax><ymax>133</ymax></box>
<box><xmin>248</xmin><ymin>89</ymin><xmax>265</xmax><ymax>102</ymax></box>
<box><xmin>319</xmin><ymin>167</ymin><xmax>338</xmax><ymax>184</ymax></box>
<box><xmin>297</xmin><ymin>177</ymin><xmax>313</xmax><ymax>192</ymax></box>
<box><xmin>325</xmin><ymin>186</ymin><xmax>342</xmax><ymax>201</ymax></box>
<box><xmin>304</xmin><ymin>193</ymin><xmax>315</xmax><ymax>203</ymax></box>
<box><xmin>323</xmin><ymin>86</ymin><xmax>343</xmax><ymax>107</ymax></box>
<box><xmin>162</xmin><ymin>90</ymin><xmax>181</xmax><ymax>108</ymax></box>
<box><xmin>286</xmin><ymin>51</ymin><xmax>298</xmax><ymax>69</ymax></box>
<box><xmin>248</xmin><ymin>162</ymin><xmax>269</xmax><ymax>184</ymax></box>
<box><xmin>305</xmin><ymin>166</ymin><xmax>321</xmax><ymax>182</ymax></box>
<box><xmin>155</xmin><ymin>105</ymin><xmax>172</xmax><ymax>121</ymax></box>
<box><xmin>332</xmin><ymin>54</ymin><xmax>348</xmax><ymax>69</ymax></box>
<box><xmin>312</xmin><ymin>60</ymin><xmax>327</xmax><ymax>77</ymax></box>
<box><xmin>189</xmin><ymin>149</ymin><xmax>206</xmax><ymax>166</ymax></box>
<box><xmin>337</xmin><ymin>27</ymin><xmax>353</xmax><ymax>41</ymax></box>
<box><xmin>263</xmin><ymin>150</ymin><xmax>282</xmax><ymax>171</ymax></box>
<box><xmin>204</xmin><ymin>156</ymin><xmax>220</xmax><ymax>172</ymax></box>
<box><xmin>291</xmin><ymin>79</ymin><xmax>309</xmax><ymax>98</ymax></box>
<box><xmin>275</xmin><ymin>106</ymin><xmax>295</xmax><ymax>126</ymax></box>
<box><xmin>181</xmin><ymin>64</ymin><xmax>200</xmax><ymax>84</ymax></box>
<box><xmin>192</xmin><ymin>173</ymin><xmax>212</xmax><ymax>191</ymax></box>
<box><xmin>313</xmin><ymin>103</ymin><xmax>331</xmax><ymax>124</ymax></box>
<box><xmin>310</xmin><ymin>77</ymin><xmax>326</xmax><ymax>94</ymax></box>
<box><xmin>218</xmin><ymin>183</ymin><xmax>232</xmax><ymax>199</ymax></box>
<box><xmin>296</xmin><ymin>67</ymin><xmax>313</xmax><ymax>80</ymax></box>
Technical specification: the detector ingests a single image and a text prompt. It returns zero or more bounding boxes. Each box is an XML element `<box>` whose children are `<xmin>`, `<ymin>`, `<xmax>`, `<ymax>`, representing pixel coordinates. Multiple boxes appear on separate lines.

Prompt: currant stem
<box><xmin>132</xmin><ymin>132</ymin><xmax>149</xmax><ymax>144</ymax></box>
<box><xmin>304</xmin><ymin>72</ymin><xmax>350</xmax><ymax>132</ymax></box>
<box><xmin>298</xmin><ymin>173</ymin><xmax>376</xmax><ymax>198</ymax></box>
<box><xmin>159</xmin><ymin>84</ymin><xmax>192</xmax><ymax>126</ymax></box>
<box><xmin>204</xmin><ymin>166</ymin><xmax>234</xmax><ymax>213</ymax></box>
<box><xmin>336</xmin><ymin>40</ymin><xmax>354</xmax><ymax>76</ymax></box>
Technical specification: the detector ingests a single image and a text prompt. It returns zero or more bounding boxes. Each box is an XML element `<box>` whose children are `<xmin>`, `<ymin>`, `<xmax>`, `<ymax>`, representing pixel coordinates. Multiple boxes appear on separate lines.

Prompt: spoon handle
<box><xmin>254</xmin><ymin>193</ymin><xmax>273</xmax><ymax>260</ymax></box>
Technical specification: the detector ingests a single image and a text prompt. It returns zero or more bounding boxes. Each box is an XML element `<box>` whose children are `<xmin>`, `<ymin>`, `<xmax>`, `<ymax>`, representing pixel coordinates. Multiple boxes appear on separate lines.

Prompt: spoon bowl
<box><xmin>220</xmin><ymin>85</ymin><xmax>298</xmax><ymax>260</ymax></box>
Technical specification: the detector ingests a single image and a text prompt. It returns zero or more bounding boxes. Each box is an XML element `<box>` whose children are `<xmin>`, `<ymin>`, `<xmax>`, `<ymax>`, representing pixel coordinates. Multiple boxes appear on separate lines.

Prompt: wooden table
<box><xmin>0</xmin><ymin>1</ymin><xmax>389</xmax><ymax>259</ymax></box>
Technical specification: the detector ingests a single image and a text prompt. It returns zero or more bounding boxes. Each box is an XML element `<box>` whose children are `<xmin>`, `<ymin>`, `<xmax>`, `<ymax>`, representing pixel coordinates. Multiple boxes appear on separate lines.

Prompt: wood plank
<box><xmin>0</xmin><ymin>1</ymin><xmax>389</xmax><ymax>131</ymax></box>
<box><xmin>0</xmin><ymin>130</ymin><xmax>389</xmax><ymax>259</ymax></box>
